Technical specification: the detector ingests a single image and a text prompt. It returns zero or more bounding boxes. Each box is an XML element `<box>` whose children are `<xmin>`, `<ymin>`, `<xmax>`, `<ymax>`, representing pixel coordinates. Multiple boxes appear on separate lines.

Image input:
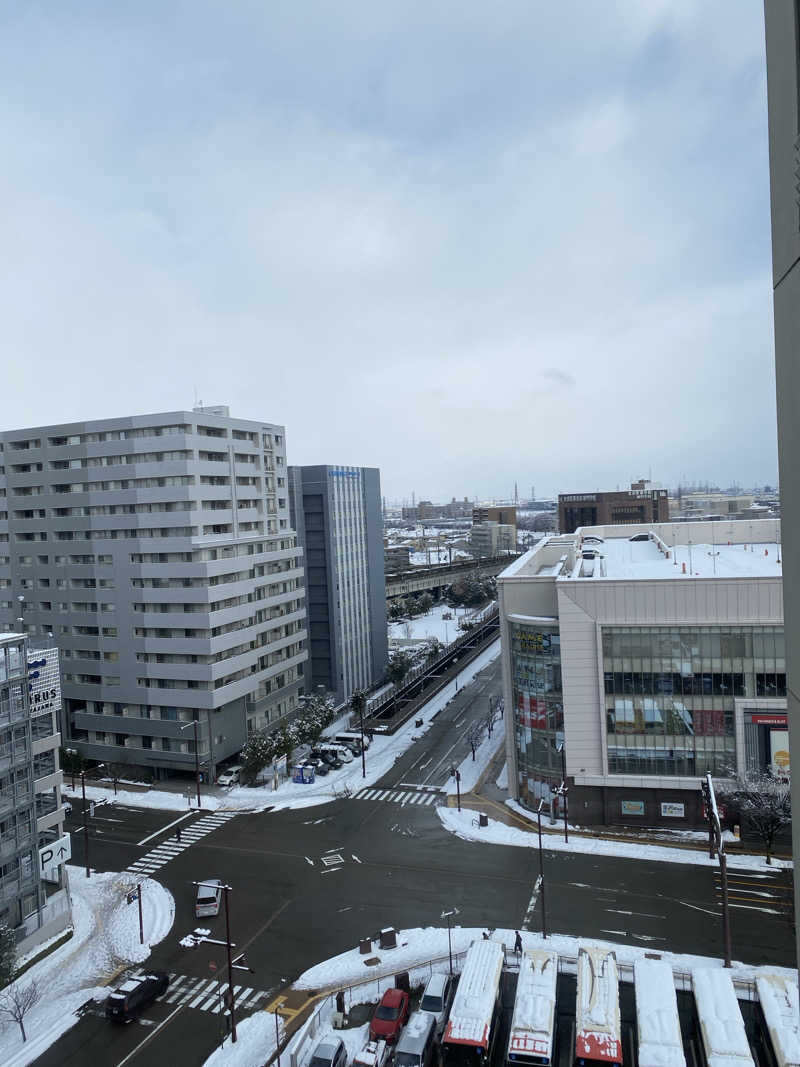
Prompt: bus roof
<box><xmin>443</xmin><ymin>939</ymin><xmax>505</xmax><ymax>1048</ymax></box>
<box><xmin>508</xmin><ymin>950</ymin><xmax>558</xmax><ymax>1060</ymax></box>
<box><xmin>633</xmin><ymin>958</ymin><xmax>686</xmax><ymax>1067</ymax></box>
<box><xmin>756</xmin><ymin>974</ymin><xmax>800</xmax><ymax>1067</ymax></box>
<box><xmin>692</xmin><ymin>969</ymin><xmax>754</xmax><ymax>1067</ymax></box>
<box><xmin>575</xmin><ymin>947</ymin><xmax>622</xmax><ymax>1064</ymax></box>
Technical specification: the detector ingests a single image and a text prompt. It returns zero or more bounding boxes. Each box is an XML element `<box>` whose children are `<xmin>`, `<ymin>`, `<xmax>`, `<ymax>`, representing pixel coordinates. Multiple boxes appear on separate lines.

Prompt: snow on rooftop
<box><xmin>576</xmin><ymin>948</ymin><xmax>621</xmax><ymax>1063</ymax></box>
<box><xmin>692</xmin><ymin>968</ymin><xmax>754</xmax><ymax>1067</ymax></box>
<box><xmin>508</xmin><ymin>950</ymin><xmax>558</xmax><ymax>1059</ymax></box>
<box><xmin>634</xmin><ymin>958</ymin><xmax>686</xmax><ymax>1067</ymax></box>
<box><xmin>443</xmin><ymin>939</ymin><xmax>505</xmax><ymax>1048</ymax></box>
<box><xmin>756</xmin><ymin>974</ymin><xmax>800</xmax><ymax>1067</ymax></box>
<box><xmin>586</xmin><ymin>538</ymin><xmax>782</xmax><ymax>581</ymax></box>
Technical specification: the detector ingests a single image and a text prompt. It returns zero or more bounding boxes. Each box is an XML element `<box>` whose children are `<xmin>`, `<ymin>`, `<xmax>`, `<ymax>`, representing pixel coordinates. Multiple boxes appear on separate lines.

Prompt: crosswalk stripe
<box><xmin>361</xmin><ymin>790</ymin><xmax>377</xmax><ymax>800</ymax></box>
<box><xmin>189</xmin><ymin>980</ymin><xmax>219</xmax><ymax>1009</ymax></box>
<box><xmin>373</xmin><ymin>790</ymin><xmax>389</xmax><ymax>800</ymax></box>
<box><xmin>424</xmin><ymin>794</ymin><xmax>436</xmax><ymax>805</ymax></box>
<box><xmin>199</xmin><ymin>992</ymin><xmax>220</xmax><ymax>1012</ymax></box>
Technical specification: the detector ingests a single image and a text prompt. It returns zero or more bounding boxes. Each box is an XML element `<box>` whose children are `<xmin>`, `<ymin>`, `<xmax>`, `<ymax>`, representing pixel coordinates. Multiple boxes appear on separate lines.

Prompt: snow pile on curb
<box><xmin>203</xmin><ymin>1012</ymin><xmax>285</xmax><ymax>1067</ymax></box>
<box><xmin>3</xmin><ymin>866</ymin><xmax>174</xmax><ymax>1067</ymax></box>
<box><xmin>437</xmin><ymin>807</ymin><xmax>791</xmax><ymax>871</ymax></box>
<box><xmin>447</xmin><ymin>722</ymin><xmax>505</xmax><ymax>795</ymax></box>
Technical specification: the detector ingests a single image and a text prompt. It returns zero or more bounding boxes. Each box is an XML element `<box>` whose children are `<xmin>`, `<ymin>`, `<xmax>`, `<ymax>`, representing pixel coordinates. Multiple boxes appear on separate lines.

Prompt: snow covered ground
<box><xmin>203</xmin><ymin>1011</ymin><xmax>285</xmax><ymax>1067</ymax></box>
<box><xmin>388</xmin><ymin>602</ymin><xmax>484</xmax><ymax>645</ymax></box>
<box><xmin>437</xmin><ymin>807</ymin><xmax>791</xmax><ymax>873</ymax></box>
<box><xmin>446</xmin><ymin>722</ymin><xmax>505</xmax><ymax>795</ymax></box>
<box><xmin>4</xmin><ymin>866</ymin><xmax>174</xmax><ymax>1067</ymax></box>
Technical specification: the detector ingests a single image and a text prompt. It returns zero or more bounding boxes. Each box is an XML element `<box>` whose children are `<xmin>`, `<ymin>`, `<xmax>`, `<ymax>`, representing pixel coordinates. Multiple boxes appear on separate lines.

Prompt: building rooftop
<box><xmin>576</xmin><ymin>536</ymin><xmax>781</xmax><ymax>580</ymax></box>
<box><xmin>499</xmin><ymin>521</ymin><xmax>782</xmax><ymax>583</ymax></box>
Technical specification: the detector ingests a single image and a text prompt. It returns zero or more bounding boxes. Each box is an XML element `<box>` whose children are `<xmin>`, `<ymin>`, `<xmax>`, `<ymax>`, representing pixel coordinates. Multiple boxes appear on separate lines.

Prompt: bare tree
<box><xmin>465</xmin><ymin>722</ymin><xmax>484</xmax><ymax>760</ymax></box>
<box><xmin>0</xmin><ymin>981</ymin><xmax>39</xmax><ymax>1042</ymax></box>
<box><xmin>721</xmin><ymin>775</ymin><xmax>791</xmax><ymax>865</ymax></box>
<box><xmin>0</xmin><ymin>924</ymin><xmax>16</xmax><ymax>989</ymax></box>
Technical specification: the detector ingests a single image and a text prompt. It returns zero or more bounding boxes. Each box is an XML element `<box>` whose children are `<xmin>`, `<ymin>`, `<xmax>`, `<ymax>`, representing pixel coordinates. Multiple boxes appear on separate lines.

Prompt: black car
<box><xmin>304</xmin><ymin>757</ymin><xmax>330</xmax><ymax>777</ymax></box>
<box><xmin>106</xmin><ymin>972</ymin><xmax>170</xmax><ymax>1023</ymax></box>
<box><xmin>311</xmin><ymin>749</ymin><xmax>343</xmax><ymax>769</ymax></box>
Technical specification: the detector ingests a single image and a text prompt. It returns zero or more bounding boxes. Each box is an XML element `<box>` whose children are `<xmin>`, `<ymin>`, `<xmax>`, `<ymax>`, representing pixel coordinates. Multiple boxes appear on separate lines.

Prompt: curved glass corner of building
<box><xmin>510</xmin><ymin>619</ymin><xmax>564</xmax><ymax>813</ymax></box>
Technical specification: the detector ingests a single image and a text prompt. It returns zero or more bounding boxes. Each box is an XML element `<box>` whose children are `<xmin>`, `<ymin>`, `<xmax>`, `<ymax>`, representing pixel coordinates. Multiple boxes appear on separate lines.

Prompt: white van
<box><xmin>395</xmin><ymin>1012</ymin><xmax>437</xmax><ymax>1067</ymax></box>
<box><xmin>195</xmin><ymin>879</ymin><xmax>223</xmax><ymax>918</ymax></box>
<box><xmin>336</xmin><ymin>730</ymin><xmax>370</xmax><ymax>752</ymax></box>
<box><xmin>217</xmin><ymin>765</ymin><xmax>242</xmax><ymax>787</ymax></box>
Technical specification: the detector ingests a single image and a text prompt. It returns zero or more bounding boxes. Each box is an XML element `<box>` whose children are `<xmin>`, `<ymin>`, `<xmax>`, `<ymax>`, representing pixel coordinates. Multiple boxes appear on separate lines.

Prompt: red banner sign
<box><xmin>751</xmin><ymin>714</ymin><xmax>787</xmax><ymax>726</ymax></box>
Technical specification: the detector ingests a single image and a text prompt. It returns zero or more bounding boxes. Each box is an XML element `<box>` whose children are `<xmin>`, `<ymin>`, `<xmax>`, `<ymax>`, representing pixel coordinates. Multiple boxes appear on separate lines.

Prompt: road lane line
<box><xmin>136</xmin><ymin>811</ymin><xmax>195</xmax><ymax>846</ymax></box>
<box><xmin>115</xmin><ymin>1003</ymin><xmax>184</xmax><ymax>1067</ymax></box>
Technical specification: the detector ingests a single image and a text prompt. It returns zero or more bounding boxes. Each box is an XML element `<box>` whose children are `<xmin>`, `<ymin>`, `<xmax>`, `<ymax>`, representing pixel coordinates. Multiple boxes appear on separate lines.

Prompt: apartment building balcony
<box><xmin>0</xmin><ymin>825</ymin><xmax>34</xmax><ymax>862</ymax></box>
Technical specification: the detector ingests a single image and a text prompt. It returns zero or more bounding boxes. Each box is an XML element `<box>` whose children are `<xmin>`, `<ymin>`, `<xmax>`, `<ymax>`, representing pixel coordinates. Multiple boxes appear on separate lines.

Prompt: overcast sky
<box><xmin>0</xmin><ymin>2</ymin><xmax>777</xmax><ymax>502</ymax></box>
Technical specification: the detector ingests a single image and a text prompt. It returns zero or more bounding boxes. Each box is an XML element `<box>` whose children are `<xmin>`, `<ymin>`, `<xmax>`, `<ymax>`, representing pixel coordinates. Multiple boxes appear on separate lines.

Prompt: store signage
<box><xmin>39</xmin><ymin>833</ymin><xmax>71</xmax><ymax>876</ymax></box>
<box><xmin>27</xmin><ymin>649</ymin><xmax>61</xmax><ymax>716</ymax></box>
<box><xmin>621</xmin><ymin>800</ymin><xmax>645</xmax><ymax>816</ymax></box>
<box><xmin>660</xmin><ymin>802</ymin><xmax>685</xmax><ymax>818</ymax></box>
<box><xmin>751</xmin><ymin>714</ymin><xmax>788</xmax><ymax>726</ymax></box>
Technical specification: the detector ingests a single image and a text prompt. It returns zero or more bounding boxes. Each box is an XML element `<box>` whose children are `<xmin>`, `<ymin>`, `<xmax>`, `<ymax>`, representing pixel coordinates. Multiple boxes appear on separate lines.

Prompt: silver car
<box><xmin>310</xmin><ymin>1038</ymin><xmax>348</xmax><ymax>1067</ymax></box>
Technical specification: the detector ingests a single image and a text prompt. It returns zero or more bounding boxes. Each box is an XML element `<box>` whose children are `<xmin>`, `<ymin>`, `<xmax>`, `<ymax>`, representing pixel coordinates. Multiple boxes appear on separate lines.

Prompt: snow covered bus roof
<box><xmin>443</xmin><ymin>939</ymin><xmax>505</xmax><ymax>1049</ymax></box>
<box><xmin>507</xmin><ymin>950</ymin><xmax>558</xmax><ymax>1066</ymax></box>
<box><xmin>575</xmin><ymin>947</ymin><xmax>622</xmax><ymax>1066</ymax></box>
<box><xmin>756</xmin><ymin>973</ymin><xmax>800</xmax><ymax>1067</ymax></box>
<box><xmin>633</xmin><ymin>957</ymin><xmax>686</xmax><ymax>1067</ymax></box>
<box><xmin>692</xmin><ymin>969</ymin><xmax>754</xmax><ymax>1067</ymax></box>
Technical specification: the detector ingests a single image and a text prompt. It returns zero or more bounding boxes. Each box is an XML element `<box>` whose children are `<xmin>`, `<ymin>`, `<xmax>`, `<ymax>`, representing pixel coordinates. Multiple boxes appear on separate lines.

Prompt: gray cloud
<box><xmin>0</xmin><ymin>1</ymin><xmax>777</xmax><ymax>500</ymax></box>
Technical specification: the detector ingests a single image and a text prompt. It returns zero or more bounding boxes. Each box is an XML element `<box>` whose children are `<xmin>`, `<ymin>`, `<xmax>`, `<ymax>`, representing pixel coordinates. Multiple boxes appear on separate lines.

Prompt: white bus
<box><xmin>507</xmin><ymin>950</ymin><xmax>558</xmax><ymax>1067</ymax></box>
<box><xmin>442</xmin><ymin>939</ymin><xmax>506</xmax><ymax>1067</ymax></box>
<box><xmin>756</xmin><ymin>974</ymin><xmax>800</xmax><ymax>1067</ymax></box>
<box><xmin>574</xmin><ymin>948</ymin><xmax>622</xmax><ymax>1067</ymax></box>
<box><xmin>692</xmin><ymin>968</ymin><xmax>754</xmax><ymax>1067</ymax></box>
<box><xmin>633</xmin><ymin>958</ymin><xmax>686</xmax><ymax>1067</ymax></box>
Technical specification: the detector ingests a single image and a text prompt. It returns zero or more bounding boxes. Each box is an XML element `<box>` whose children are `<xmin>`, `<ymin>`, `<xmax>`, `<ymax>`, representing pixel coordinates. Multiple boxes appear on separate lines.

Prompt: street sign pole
<box><xmin>138</xmin><ymin>883</ymin><xmax>144</xmax><ymax>945</ymax></box>
<box><xmin>81</xmin><ymin>773</ymin><xmax>90</xmax><ymax>879</ymax></box>
<box><xmin>223</xmin><ymin>885</ymin><xmax>237</xmax><ymax>1043</ymax></box>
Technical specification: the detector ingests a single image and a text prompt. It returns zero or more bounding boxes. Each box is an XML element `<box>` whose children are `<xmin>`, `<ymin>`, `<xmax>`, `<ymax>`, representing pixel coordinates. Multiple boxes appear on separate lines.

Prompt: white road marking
<box><xmin>137</xmin><ymin>811</ymin><xmax>195</xmax><ymax>846</ymax></box>
<box><xmin>115</xmin><ymin>1003</ymin><xmax>184</xmax><ymax>1067</ymax></box>
<box><xmin>352</xmin><ymin>854</ymin><xmax>362</xmax><ymax>863</ymax></box>
<box><xmin>305</xmin><ymin>857</ymin><xmax>314</xmax><ymax>865</ymax></box>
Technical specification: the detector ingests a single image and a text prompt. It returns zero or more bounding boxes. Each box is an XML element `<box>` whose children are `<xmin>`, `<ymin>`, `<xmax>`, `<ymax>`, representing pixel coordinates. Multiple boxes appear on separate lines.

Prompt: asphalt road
<box><xmin>35</xmin><ymin>652</ymin><xmax>794</xmax><ymax>1067</ymax></box>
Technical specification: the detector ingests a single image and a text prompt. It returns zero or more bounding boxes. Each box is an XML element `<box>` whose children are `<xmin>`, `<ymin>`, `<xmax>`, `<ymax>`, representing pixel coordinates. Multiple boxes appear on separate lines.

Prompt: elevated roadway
<box><xmin>385</xmin><ymin>553</ymin><xmax>519</xmax><ymax>597</ymax></box>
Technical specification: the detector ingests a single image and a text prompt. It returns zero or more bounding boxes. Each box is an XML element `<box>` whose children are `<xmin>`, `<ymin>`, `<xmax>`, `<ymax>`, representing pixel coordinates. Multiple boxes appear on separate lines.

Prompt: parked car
<box><xmin>304</xmin><ymin>757</ymin><xmax>330</xmax><ymax>777</ymax></box>
<box><xmin>370</xmin><ymin>988</ymin><xmax>410</xmax><ymax>1044</ymax></box>
<box><xmin>331</xmin><ymin>745</ymin><xmax>354</xmax><ymax>764</ymax></box>
<box><xmin>196</xmin><ymin>878</ymin><xmax>223</xmax><ymax>918</ymax></box>
<box><xmin>311</xmin><ymin>749</ymin><xmax>343</xmax><ymax>769</ymax></box>
<box><xmin>106</xmin><ymin>972</ymin><xmax>169</xmax><ymax>1023</ymax></box>
<box><xmin>395</xmin><ymin>1011</ymin><xmax>437</xmax><ymax>1067</ymax></box>
<box><xmin>310</xmin><ymin>1037</ymin><xmax>348</xmax><ymax>1067</ymax></box>
<box><xmin>217</xmin><ymin>765</ymin><xmax>243</xmax><ymax>787</ymax></box>
<box><xmin>419</xmin><ymin>973</ymin><xmax>456</xmax><ymax>1037</ymax></box>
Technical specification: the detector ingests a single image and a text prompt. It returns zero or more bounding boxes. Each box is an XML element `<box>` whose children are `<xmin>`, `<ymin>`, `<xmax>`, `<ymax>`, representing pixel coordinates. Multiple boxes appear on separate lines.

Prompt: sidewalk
<box><xmin>466</xmin><ymin>751</ymin><xmax>792</xmax><ymax>863</ymax></box>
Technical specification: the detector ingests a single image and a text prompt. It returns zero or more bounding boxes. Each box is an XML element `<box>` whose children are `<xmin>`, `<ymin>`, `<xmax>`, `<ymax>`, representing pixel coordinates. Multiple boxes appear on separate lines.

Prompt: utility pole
<box><xmin>451</xmin><ymin>766</ymin><xmax>461</xmax><ymax>812</ymax></box>
<box><xmin>80</xmin><ymin>763</ymin><xmax>104</xmax><ymax>878</ymax></box>
<box><xmin>223</xmin><ymin>885</ymin><xmax>237</xmax><ymax>1042</ymax></box>
<box><xmin>350</xmin><ymin>691</ymin><xmax>367</xmax><ymax>779</ymax></box>
<box><xmin>537</xmin><ymin>800</ymin><xmax>547</xmax><ymax>939</ymax></box>
<box><xmin>138</xmin><ymin>883</ymin><xmax>144</xmax><ymax>945</ymax></box>
<box><xmin>701</xmin><ymin>774</ymin><xmax>732</xmax><ymax>967</ymax></box>
<box><xmin>558</xmin><ymin>744</ymin><xmax>569</xmax><ymax>843</ymax></box>
<box><xmin>180</xmin><ymin>717</ymin><xmax>202</xmax><ymax>808</ymax></box>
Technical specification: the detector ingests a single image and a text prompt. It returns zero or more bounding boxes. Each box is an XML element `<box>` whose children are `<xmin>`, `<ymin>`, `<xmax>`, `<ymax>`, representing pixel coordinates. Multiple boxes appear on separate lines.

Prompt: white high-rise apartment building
<box><xmin>0</xmin><ymin>407</ymin><xmax>307</xmax><ymax>780</ymax></box>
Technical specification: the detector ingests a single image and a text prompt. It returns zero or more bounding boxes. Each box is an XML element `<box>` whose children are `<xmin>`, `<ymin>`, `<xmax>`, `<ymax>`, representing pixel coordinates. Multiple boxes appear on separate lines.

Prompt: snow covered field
<box><xmin>388</xmin><ymin>602</ymin><xmax>483</xmax><ymax>645</ymax></box>
<box><xmin>4</xmin><ymin>866</ymin><xmax>174</xmax><ymax>1067</ymax></box>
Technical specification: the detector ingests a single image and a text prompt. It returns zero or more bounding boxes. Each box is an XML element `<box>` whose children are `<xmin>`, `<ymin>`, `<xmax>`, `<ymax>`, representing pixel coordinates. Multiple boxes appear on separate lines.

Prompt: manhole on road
<box><xmin>321</xmin><ymin>853</ymin><xmax>344</xmax><ymax>866</ymax></box>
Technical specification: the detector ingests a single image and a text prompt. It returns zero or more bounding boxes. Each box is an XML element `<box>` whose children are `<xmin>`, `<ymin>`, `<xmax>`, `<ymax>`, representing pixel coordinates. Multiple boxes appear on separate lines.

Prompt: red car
<box><xmin>369</xmin><ymin>988</ymin><xmax>410</xmax><ymax>1044</ymax></box>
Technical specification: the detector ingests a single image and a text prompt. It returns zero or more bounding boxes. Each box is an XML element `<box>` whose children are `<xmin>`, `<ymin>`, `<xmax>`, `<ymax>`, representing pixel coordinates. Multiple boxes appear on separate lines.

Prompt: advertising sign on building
<box><xmin>660</xmin><ymin>802</ymin><xmax>685</xmax><ymax>818</ymax></box>
<box><xmin>621</xmin><ymin>800</ymin><xmax>645</xmax><ymax>816</ymax></box>
<box><xmin>27</xmin><ymin>649</ymin><xmax>61</xmax><ymax>716</ymax></box>
<box><xmin>770</xmin><ymin>730</ymin><xmax>790</xmax><ymax>775</ymax></box>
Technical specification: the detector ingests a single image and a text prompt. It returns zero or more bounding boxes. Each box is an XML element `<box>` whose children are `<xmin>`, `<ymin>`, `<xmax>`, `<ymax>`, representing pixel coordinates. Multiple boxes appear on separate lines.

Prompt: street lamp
<box><xmin>441</xmin><ymin>907</ymin><xmax>460</xmax><ymax>975</ymax></box>
<box><xmin>701</xmin><ymin>774</ymin><xmax>732</xmax><ymax>967</ymax></box>
<box><xmin>193</xmin><ymin>881</ymin><xmax>241</xmax><ymax>1043</ymax></box>
<box><xmin>350</xmin><ymin>691</ymin><xmax>367</xmax><ymax>780</ymax></box>
<box><xmin>79</xmin><ymin>762</ymin><xmax>104</xmax><ymax>878</ymax></box>
<box><xmin>180</xmin><ymin>717</ymin><xmax>202</xmax><ymax>809</ymax></box>
<box><xmin>556</xmin><ymin>743</ymin><xmax>568</xmax><ymax>844</ymax></box>
<box><xmin>536</xmin><ymin>799</ymin><xmax>547</xmax><ymax>939</ymax></box>
<box><xmin>450</xmin><ymin>766</ymin><xmax>461</xmax><ymax>813</ymax></box>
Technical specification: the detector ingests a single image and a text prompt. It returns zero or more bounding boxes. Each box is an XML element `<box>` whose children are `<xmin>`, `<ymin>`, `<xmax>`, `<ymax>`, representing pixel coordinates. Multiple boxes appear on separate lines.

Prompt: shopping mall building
<box><xmin>497</xmin><ymin>519</ymin><xmax>786</xmax><ymax>827</ymax></box>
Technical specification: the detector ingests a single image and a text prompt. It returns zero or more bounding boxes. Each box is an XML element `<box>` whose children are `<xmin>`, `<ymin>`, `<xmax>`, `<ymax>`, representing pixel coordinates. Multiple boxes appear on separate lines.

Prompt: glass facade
<box><xmin>511</xmin><ymin>621</ymin><xmax>563</xmax><ymax>811</ymax></box>
<box><xmin>603</xmin><ymin>625</ymin><xmax>785</xmax><ymax>777</ymax></box>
